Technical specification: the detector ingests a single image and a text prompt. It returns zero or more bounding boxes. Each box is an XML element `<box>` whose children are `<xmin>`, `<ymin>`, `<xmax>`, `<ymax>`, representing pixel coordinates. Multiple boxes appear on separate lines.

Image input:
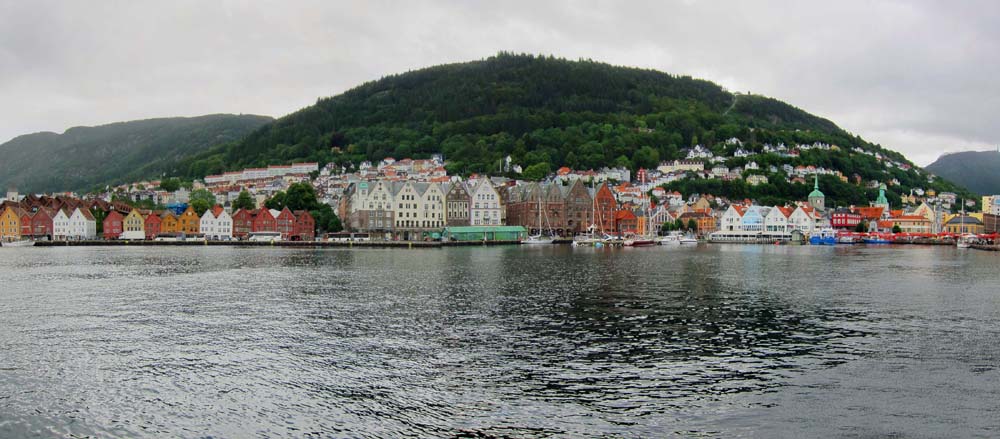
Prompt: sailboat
<box><xmin>624</xmin><ymin>170</ymin><xmax>656</xmax><ymax>247</ymax></box>
<box><xmin>524</xmin><ymin>187</ymin><xmax>554</xmax><ymax>245</ymax></box>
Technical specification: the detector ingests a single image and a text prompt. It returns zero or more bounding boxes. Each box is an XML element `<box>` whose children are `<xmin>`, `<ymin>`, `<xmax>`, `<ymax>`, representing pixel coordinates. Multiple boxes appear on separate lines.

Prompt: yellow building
<box><xmin>178</xmin><ymin>206</ymin><xmax>200</xmax><ymax>234</ymax></box>
<box><xmin>0</xmin><ymin>206</ymin><xmax>21</xmax><ymax>240</ymax></box>
<box><xmin>122</xmin><ymin>209</ymin><xmax>146</xmax><ymax>239</ymax></box>
<box><xmin>944</xmin><ymin>215</ymin><xmax>984</xmax><ymax>235</ymax></box>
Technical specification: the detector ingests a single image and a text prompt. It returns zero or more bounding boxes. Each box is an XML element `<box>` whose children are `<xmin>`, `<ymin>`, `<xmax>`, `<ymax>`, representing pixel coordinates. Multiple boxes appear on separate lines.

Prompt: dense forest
<box><xmin>0</xmin><ymin>114</ymin><xmax>272</xmax><ymax>193</ymax></box>
<box><xmin>168</xmin><ymin>54</ymin><xmax>973</xmax><ymax>209</ymax></box>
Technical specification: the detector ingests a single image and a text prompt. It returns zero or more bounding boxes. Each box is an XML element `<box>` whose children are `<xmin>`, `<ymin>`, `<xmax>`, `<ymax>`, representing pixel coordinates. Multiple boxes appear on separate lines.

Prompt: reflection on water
<box><xmin>0</xmin><ymin>245</ymin><xmax>998</xmax><ymax>438</ymax></box>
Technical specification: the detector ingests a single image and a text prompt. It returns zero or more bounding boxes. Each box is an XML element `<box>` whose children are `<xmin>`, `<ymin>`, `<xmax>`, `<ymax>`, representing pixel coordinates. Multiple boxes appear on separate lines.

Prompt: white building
<box><xmin>54</xmin><ymin>207</ymin><xmax>97</xmax><ymax>240</ymax></box>
<box><xmin>200</xmin><ymin>207</ymin><xmax>234</xmax><ymax>240</ymax></box>
<box><xmin>469</xmin><ymin>181</ymin><xmax>503</xmax><ymax>226</ymax></box>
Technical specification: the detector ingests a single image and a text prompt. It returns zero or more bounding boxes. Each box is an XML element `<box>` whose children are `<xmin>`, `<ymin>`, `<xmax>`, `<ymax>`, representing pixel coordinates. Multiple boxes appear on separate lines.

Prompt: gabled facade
<box><xmin>445</xmin><ymin>183</ymin><xmax>471</xmax><ymax>227</ymax></box>
<box><xmin>293</xmin><ymin>210</ymin><xmax>315</xmax><ymax>241</ymax></box>
<box><xmin>469</xmin><ymin>181</ymin><xmax>502</xmax><ymax>226</ymax></box>
<box><xmin>764</xmin><ymin>207</ymin><xmax>794</xmax><ymax>233</ymax></box>
<box><xmin>29</xmin><ymin>208</ymin><xmax>55</xmax><ymax>239</ymax></box>
<box><xmin>252</xmin><ymin>209</ymin><xmax>276</xmax><ymax>233</ymax></box>
<box><xmin>66</xmin><ymin>208</ymin><xmax>97</xmax><ymax>240</ymax></box>
<box><xmin>200</xmin><ymin>206</ymin><xmax>233</xmax><ymax>240</ymax></box>
<box><xmin>789</xmin><ymin>206</ymin><xmax>820</xmax><ymax>232</ymax></box>
<box><xmin>160</xmin><ymin>213</ymin><xmax>179</xmax><ymax>234</ymax></box>
<box><xmin>275</xmin><ymin>208</ymin><xmax>296</xmax><ymax>239</ymax></box>
<box><xmin>593</xmin><ymin>183</ymin><xmax>617</xmax><ymax>234</ymax></box>
<box><xmin>0</xmin><ymin>206</ymin><xmax>21</xmax><ymax>240</ymax></box>
<box><xmin>120</xmin><ymin>210</ymin><xmax>145</xmax><ymax>240</ymax></box>
<box><xmin>178</xmin><ymin>206</ymin><xmax>200</xmax><ymax>234</ymax></box>
<box><xmin>53</xmin><ymin>208</ymin><xmax>71</xmax><ymax>240</ymax></box>
<box><xmin>103</xmin><ymin>210</ymin><xmax>124</xmax><ymax>240</ymax></box>
<box><xmin>232</xmin><ymin>209</ymin><xmax>254</xmax><ymax>239</ymax></box>
<box><xmin>144</xmin><ymin>213</ymin><xmax>162</xmax><ymax>240</ymax></box>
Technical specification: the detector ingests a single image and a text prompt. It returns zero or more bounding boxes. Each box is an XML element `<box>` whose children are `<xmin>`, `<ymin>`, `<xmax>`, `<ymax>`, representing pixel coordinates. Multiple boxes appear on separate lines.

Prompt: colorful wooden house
<box><xmin>121</xmin><ymin>209</ymin><xmax>146</xmax><ymax>240</ymax></box>
<box><xmin>178</xmin><ymin>206</ymin><xmax>200</xmax><ymax>234</ymax></box>
<box><xmin>30</xmin><ymin>207</ymin><xmax>55</xmax><ymax>239</ymax></box>
<box><xmin>276</xmin><ymin>208</ymin><xmax>296</xmax><ymax>239</ymax></box>
<box><xmin>103</xmin><ymin>210</ymin><xmax>124</xmax><ymax>240</ymax></box>
<box><xmin>232</xmin><ymin>209</ymin><xmax>254</xmax><ymax>239</ymax></box>
<box><xmin>252</xmin><ymin>209</ymin><xmax>276</xmax><ymax>233</ymax></box>
<box><xmin>293</xmin><ymin>210</ymin><xmax>315</xmax><ymax>241</ymax></box>
<box><xmin>144</xmin><ymin>212</ymin><xmax>162</xmax><ymax>240</ymax></box>
<box><xmin>0</xmin><ymin>205</ymin><xmax>22</xmax><ymax>240</ymax></box>
<box><xmin>160</xmin><ymin>212</ymin><xmax>179</xmax><ymax>234</ymax></box>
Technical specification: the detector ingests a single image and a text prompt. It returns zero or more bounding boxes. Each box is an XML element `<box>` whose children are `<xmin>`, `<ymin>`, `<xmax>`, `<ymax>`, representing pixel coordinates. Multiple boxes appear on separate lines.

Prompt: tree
<box><xmin>159</xmin><ymin>178</ymin><xmax>181</xmax><ymax>192</ymax></box>
<box><xmin>285</xmin><ymin>182</ymin><xmax>320</xmax><ymax>211</ymax></box>
<box><xmin>892</xmin><ymin>224</ymin><xmax>902</xmax><ymax>234</ymax></box>
<box><xmin>674</xmin><ymin>218</ymin><xmax>685</xmax><ymax>230</ymax></box>
<box><xmin>189</xmin><ymin>189</ymin><xmax>216</xmax><ymax>216</ymax></box>
<box><xmin>232</xmin><ymin>190</ymin><xmax>256</xmax><ymax>211</ymax></box>
<box><xmin>522</xmin><ymin>162</ymin><xmax>551</xmax><ymax>181</ymax></box>
<box><xmin>855</xmin><ymin>221</ymin><xmax>867</xmax><ymax>233</ymax></box>
<box><xmin>687</xmin><ymin>219</ymin><xmax>698</xmax><ymax>232</ymax></box>
<box><xmin>265</xmin><ymin>192</ymin><xmax>286</xmax><ymax>210</ymax></box>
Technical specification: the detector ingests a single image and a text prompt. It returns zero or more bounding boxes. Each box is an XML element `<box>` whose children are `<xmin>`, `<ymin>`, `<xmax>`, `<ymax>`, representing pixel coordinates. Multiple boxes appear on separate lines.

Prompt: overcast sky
<box><xmin>2</xmin><ymin>0</ymin><xmax>998</xmax><ymax>165</ymax></box>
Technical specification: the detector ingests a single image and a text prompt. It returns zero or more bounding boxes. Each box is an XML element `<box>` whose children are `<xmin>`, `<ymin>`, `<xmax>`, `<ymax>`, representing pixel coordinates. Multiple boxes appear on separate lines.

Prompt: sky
<box><xmin>2</xmin><ymin>0</ymin><xmax>998</xmax><ymax>166</ymax></box>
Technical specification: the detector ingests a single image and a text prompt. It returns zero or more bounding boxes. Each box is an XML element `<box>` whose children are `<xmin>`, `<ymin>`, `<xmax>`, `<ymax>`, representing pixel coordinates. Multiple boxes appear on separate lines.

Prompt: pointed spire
<box><xmin>814</xmin><ymin>174</ymin><xmax>819</xmax><ymax>190</ymax></box>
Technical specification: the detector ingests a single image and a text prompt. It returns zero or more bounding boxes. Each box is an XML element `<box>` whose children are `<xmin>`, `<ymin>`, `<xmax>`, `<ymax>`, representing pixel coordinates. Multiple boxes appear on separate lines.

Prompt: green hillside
<box><xmin>925</xmin><ymin>150</ymin><xmax>1000</xmax><ymax>196</ymax></box>
<box><xmin>164</xmin><ymin>53</ymin><xmax>973</xmax><ymax>208</ymax></box>
<box><xmin>0</xmin><ymin>114</ymin><xmax>272</xmax><ymax>193</ymax></box>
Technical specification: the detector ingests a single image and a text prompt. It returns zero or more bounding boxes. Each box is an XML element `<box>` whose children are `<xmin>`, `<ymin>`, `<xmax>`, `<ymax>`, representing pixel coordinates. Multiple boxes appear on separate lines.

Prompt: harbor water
<box><xmin>0</xmin><ymin>245</ymin><xmax>998</xmax><ymax>437</ymax></box>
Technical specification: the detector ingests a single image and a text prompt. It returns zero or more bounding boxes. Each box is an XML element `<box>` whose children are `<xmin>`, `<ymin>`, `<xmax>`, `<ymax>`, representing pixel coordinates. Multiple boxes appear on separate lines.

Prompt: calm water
<box><xmin>0</xmin><ymin>245</ymin><xmax>998</xmax><ymax>438</ymax></box>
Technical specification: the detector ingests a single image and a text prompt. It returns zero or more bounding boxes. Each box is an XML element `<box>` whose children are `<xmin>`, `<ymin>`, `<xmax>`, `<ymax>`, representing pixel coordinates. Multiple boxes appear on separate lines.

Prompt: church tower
<box><xmin>808</xmin><ymin>175</ymin><xmax>825</xmax><ymax>211</ymax></box>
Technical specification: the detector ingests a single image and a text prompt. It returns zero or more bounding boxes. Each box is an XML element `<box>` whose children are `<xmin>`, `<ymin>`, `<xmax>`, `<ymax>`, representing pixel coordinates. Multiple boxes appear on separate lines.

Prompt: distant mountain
<box><xmin>0</xmin><ymin>114</ymin><xmax>273</xmax><ymax>193</ymax></box>
<box><xmin>926</xmin><ymin>150</ymin><xmax>1000</xmax><ymax>196</ymax></box>
<box><xmin>174</xmin><ymin>53</ymin><xmax>974</xmax><ymax>209</ymax></box>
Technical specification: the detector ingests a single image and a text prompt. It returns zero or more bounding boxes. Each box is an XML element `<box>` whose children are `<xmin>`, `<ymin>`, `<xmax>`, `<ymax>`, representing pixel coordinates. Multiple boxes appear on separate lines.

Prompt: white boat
<box><xmin>524</xmin><ymin>235</ymin><xmax>554</xmax><ymax>245</ymax></box>
<box><xmin>1</xmin><ymin>239</ymin><xmax>34</xmax><ymax>248</ymax></box>
<box><xmin>957</xmin><ymin>234</ymin><xmax>977</xmax><ymax>249</ymax></box>
<box><xmin>678</xmin><ymin>234</ymin><xmax>698</xmax><ymax>245</ymax></box>
<box><xmin>657</xmin><ymin>232</ymin><xmax>682</xmax><ymax>245</ymax></box>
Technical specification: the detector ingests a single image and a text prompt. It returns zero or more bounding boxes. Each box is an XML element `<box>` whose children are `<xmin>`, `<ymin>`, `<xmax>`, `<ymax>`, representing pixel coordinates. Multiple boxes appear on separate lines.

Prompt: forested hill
<box><xmin>926</xmin><ymin>150</ymin><xmax>1000</xmax><ymax>196</ymax></box>
<box><xmin>0</xmin><ymin>114</ymin><xmax>272</xmax><ymax>193</ymax></box>
<box><xmin>170</xmin><ymin>53</ymin><xmax>973</xmax><ymax>208</ymax></box>
<box><xmin>176</xmin><ymin>53</ymin><xmax>845</xmax><ymax>175</ymax></box>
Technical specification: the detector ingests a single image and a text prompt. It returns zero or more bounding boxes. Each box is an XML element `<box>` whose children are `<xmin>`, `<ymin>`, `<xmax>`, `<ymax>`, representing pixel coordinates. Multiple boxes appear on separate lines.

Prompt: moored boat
<box><xmin>1</xmin><ymin>239</ymin><xmax>35</xmax><ymax>248</ymax></box>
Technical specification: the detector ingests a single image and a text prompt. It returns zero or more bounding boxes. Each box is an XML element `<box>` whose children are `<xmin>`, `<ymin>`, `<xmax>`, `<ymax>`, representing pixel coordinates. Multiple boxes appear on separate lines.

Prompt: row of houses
<box><xmin>0</xmin><ymin>202</ymin><xmax>316</xmax><ymax>242</ymax></box>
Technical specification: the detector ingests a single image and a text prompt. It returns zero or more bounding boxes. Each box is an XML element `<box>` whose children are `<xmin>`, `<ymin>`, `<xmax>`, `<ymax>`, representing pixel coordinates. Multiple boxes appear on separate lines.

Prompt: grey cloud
<box><xmin>1</xmin><ymin>0</ymin><xmax>997</xmax><ymax>165</ymax></box>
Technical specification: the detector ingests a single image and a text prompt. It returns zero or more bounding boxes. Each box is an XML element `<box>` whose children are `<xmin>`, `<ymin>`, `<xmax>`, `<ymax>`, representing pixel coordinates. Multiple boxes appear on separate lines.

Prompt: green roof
<box><xmin>442</xmin><ymin>226</ymin><xmax>527</xmax><ymax>233</ymax></box>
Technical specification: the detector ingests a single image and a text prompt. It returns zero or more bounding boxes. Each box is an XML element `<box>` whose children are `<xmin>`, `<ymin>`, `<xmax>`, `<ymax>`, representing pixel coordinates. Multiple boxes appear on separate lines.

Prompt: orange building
<box><xmin>160</xmin><ymin>212</ymin><xmax>180</xmax><ymax>233</ymax></box>
<box><xmin>0</xmin><ymin>205</ymin><xmax>22</xmax><ymax>240</ymax></box>
<box><xmin>178</xmin><ymin>206</ymin><xmax>200</xmax><ymax>234</ymax></box>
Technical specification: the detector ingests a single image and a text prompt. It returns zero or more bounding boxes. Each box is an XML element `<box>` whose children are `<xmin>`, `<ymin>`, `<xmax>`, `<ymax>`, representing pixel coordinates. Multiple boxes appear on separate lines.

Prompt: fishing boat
<box><xmin>809</xmin><ymin>228</ymin><xmax>837</xmax><ymax>245</ymax></box>
<box><xmin>863</xmin><ymin>234</ymin><xmax>894</xmax><ymax>244</ymax></box>
<box><xmin>836</xmin><ymin>233</ymin><xmax>860</xmax><ymax>244</ymax></box>
<box><xmin>1</xmin><ymin>239</ymin><xmax>34</xmax><ymax>248</ymax></box>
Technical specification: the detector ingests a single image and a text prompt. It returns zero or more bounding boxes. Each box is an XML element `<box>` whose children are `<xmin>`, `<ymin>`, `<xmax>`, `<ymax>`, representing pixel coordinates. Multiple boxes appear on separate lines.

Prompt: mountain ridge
<box><xmin>0</xmin><ymin>114</ymin><xmax>273</xmax><ymax>193</ymax></box>
<box><xmin>926</xmin><ymin>150</ymin><xmax>1000</xmax><ymax>196</ymax></box>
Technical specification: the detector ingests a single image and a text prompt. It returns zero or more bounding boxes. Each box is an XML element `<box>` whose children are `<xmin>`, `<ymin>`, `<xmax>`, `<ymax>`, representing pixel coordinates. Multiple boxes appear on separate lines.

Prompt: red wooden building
<box><xmin>103</xmin><ymin>210</ymin><xmax>124</xmax><ymax>240</ymax></box>
<box><xmin>29</xmin><ymin>208</ymin><xmax>55</xmax><ymax>239</ymax></box>
<box><xmin>232</xmin><ymin>209</ymin><xmax>254</xmax><ymax>239</ymax></box>
<box><xmin>144</xmin><ymin>213</ymin><xmax>161</xmax><ymax>240</ymax></box>
<box><xmin>293</xmin><ymin>210</ymin><xmax>316</xmax><ymax>241</ymax></box>
<box><xmin>252</xmin><ymin>209</ymin><xmax>277</xmax><ymax>233</ymax></box>
<box><xmin>275</xmin><ymin>208</ymin><xmax>295</xmax><ymax>239</ymax></box>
